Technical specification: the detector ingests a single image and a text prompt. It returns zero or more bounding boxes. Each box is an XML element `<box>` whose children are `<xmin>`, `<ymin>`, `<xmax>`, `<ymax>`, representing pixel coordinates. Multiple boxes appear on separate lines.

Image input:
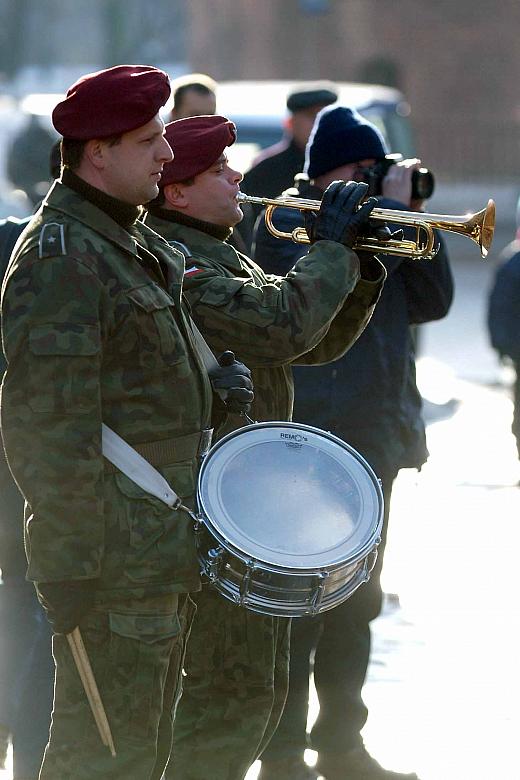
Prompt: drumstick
<box><xmin>67</xmin><ymin>627</ymin><xmax>117</xmax><ymax>756</ymax></box>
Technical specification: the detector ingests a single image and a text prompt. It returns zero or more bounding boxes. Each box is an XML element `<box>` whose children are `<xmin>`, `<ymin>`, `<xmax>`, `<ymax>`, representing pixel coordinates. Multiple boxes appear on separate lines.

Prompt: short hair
<box><xmin>60</xmin><ymin>133</ymin><xmax>122</xmax><ymax>170</ymax></box>
<box><xmin>172</xmin><ymin>73</ymin><xmax>217</xmax><ymax>112</ymax></box>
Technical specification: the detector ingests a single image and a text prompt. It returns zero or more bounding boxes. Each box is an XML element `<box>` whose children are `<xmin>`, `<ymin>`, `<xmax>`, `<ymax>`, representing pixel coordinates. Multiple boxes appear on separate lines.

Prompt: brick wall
<box><xmin>187</xmin><ymin>0</ymin><xmax>520</xmax><ymax>183</ymax></box>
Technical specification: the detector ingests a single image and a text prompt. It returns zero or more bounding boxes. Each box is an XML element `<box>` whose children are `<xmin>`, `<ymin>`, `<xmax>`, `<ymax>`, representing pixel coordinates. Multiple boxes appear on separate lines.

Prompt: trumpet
<box><xmin>237</xmin><ymin>191</ymin><xmax>495</xmax><ymax>260</ymax></box>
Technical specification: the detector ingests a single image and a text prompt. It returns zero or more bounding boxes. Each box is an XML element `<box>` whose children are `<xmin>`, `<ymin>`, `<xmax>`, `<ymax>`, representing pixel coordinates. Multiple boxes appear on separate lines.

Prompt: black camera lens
<box><xmin>411</xmin><ymin>168</ymin><xmax>435</xmax><ymax>200</ymax></box>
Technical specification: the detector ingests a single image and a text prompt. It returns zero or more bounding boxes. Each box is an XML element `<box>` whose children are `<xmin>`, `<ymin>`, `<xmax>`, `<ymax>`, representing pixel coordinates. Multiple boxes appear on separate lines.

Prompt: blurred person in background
<box><xmin>253</xmin><ymin>105</ymin><xmax>453</xmax><ymax>780</ymax></box>
<box><xmin>238</xmin><ymin>82</ymin><xmax>338</xmax><ymax>249</ymax></box>
<box><xmin>144</xmin><ymin>114</ymin><xmax>388</xmax><ymax>780</ymax></box>
<box><xmin>0</xmin><ymin>141</ymin><xmax>61</xmax><ymax>780</ymax></box>
<box><xmin>487</xmin><ymin>219</ymin><xmax>520</xmax><ymax>476</ymax></box>
<box><xmin>7</xmin><ymin>113</ymin><xmax>57</xmax><ymax>207</ymax></box>
<box><xmin>169</xmin><ymin>72</ymin><xmax>217</xmax><ymax>120</ymax></box>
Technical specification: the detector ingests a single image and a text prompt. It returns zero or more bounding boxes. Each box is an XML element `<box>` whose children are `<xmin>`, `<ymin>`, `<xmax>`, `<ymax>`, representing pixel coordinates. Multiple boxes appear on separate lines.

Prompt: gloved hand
<box><xmin>37</xmin><ymin>579</ymin><xmax>97</xmax><ymax>635</ymax></box>
<box><xmin>304</xmin><ymin>180</ymin><xmax>377</xmax><ymax>247</ymax></box>
<box><xmin>210</xmin><ymin>350</ymin><xmax>254</xmax><ymax>414</ymax></box>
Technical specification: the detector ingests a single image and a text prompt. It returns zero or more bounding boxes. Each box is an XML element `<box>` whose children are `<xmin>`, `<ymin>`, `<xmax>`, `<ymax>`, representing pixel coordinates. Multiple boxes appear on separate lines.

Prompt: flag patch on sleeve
<box><xmin>184</xmin><ymin>265</ymin><xmax>204</xmax><ymax>277</ymax></box>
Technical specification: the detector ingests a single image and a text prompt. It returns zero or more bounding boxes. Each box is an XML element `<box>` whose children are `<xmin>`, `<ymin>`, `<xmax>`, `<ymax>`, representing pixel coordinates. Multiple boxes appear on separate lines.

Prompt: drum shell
<box><xmin>195</xmin><ymin>422</ymin><xmax>383</xmax><ymax>618</ymax></box>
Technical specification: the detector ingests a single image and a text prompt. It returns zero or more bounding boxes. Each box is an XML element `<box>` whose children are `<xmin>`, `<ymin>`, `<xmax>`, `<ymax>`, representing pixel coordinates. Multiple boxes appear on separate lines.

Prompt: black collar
<box><xmin>62</xmin><ymin>168</ymin><xmax>141</xmax><ymax>228</ymax></box>
<box><xmin>146</xmin><ymin>205</ymin><xmax>232</xmax><ymax>242</ymax></box>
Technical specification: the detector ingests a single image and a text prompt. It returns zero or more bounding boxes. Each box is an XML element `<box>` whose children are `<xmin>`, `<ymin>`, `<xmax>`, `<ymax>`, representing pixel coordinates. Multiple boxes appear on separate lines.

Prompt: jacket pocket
<box><xmin>126</xmin><ymin>283</ymin><xmax>186</xmax><ymax>367</ymax></box>
<box><xmin>111</xmin><ymin>461</ymin><xmax>196</xmax><ymax>584</ymax></box>
<box><xmin>28</xmin><ymin>322</ymin><xmax>101</xmax><ymax>413</ymax></box>
<box><xmin>109</xmin><ymin>611</ymin><xmax>181</xmax><ymax>643</ymax></box>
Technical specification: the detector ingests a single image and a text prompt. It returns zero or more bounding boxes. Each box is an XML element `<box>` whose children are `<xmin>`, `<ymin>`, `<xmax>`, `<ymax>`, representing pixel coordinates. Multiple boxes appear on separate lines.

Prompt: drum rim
<box><xmin>197</xmin><ymin>421</ymin><xmax>384</xmax><ymax>570</ymax></box>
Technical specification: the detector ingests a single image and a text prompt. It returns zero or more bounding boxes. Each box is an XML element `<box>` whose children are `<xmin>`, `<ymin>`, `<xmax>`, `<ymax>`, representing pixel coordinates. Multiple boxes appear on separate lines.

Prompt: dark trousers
<box><xmin>261</xmin><ymin>473</ymin><xmax>395</xmax><ymax>761</ymax></box>
<box><xmin>0</xmin><ymin>458</ymin><xmax>54</xmax><ymax>780</ymax></box>
<box><xmin>513</xmin><ymin>363</ymin><xmax>520</xmax><ymax>460</ymax></box>
<box><xmin>0</xmin><ymin>577</ymin><xmax>54</xmax><ymax>779</ymax></box>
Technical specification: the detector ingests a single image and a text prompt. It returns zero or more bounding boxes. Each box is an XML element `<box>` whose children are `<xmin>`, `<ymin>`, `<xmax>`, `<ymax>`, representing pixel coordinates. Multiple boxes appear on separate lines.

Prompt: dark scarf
<box><xmin>62</xmin><ymin>167</ymin><xmax>141</xmax><ymax>228</ymax></box>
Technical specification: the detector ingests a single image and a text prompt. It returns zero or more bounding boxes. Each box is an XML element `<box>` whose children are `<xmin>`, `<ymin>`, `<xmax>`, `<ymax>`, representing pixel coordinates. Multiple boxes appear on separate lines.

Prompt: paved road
<box><xmin>248</xmin><ymin>236</ymin><xmax>520</xmax><ymax>780</ymax></box>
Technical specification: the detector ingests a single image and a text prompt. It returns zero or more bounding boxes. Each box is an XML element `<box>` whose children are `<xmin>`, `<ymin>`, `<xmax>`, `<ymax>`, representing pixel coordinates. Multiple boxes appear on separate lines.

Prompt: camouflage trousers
<box><xmin>164</xmin><ymin>586</ymin><xmax>291</xmax><ymax>780</ymax></box>
<box><xmin>39</xmin><ymin>592</ymin><xmax>196</xmax><ymax>780</ymax></box>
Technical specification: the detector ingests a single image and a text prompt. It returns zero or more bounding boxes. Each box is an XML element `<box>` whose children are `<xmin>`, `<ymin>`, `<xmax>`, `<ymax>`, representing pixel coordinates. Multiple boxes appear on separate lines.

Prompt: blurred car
<box><xmin>208</xmin><ymin>79</ymin><xmax>416</xmax><ymax>173</ymax></box>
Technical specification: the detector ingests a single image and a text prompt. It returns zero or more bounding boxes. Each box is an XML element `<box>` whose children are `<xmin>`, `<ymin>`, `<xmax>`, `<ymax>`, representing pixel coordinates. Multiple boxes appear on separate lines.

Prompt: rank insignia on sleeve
<box><xmin>38</xmin><ymin>222</ymin><xmax>66</xmax><ymax>259</ymax></box>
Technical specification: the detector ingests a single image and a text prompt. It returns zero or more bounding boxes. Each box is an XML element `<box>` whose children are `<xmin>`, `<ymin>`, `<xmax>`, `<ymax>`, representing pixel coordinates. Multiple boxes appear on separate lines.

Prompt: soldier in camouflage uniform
<box><xmin>144</xmin><ymin>115</ymin><xmax>387</xmax><ymax>780</ymax></box>
<box><xmin>0</xmin><ymin>67</ymin><xmax>253</xmax><ymax>780</ymax></box>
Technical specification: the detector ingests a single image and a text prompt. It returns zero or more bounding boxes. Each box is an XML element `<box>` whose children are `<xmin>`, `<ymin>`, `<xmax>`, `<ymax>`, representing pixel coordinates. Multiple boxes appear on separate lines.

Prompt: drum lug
<box><xmin>238</xmin><ymin>560</ymin><xmax>256</xmax><ymax>607</ymax></box>
<box><xmin>206</xmin><ymin>546</ymin><xmax>225</xmax><ymax>583</ymax></box>
<box><xmin>308</xmin><ymin>572</ymin><xmax>329</xmax><ymax>615</ymax></box>
<box><xmin>363</xmin><ymin>548</ymin><xmax>379</xmax><ymax>580</ymax></box>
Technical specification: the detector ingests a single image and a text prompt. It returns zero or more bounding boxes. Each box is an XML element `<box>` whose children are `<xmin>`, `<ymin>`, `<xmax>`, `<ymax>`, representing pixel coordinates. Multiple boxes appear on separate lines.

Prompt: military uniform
<box><xmin>1</xmin><ymin>181</ymin><xmax>214</xmax><ymax>779</ymax></box>
<box><xmin>144</xmin><ymin>210</ymin><xmax>384</xmax><ymax>779</ymax></box>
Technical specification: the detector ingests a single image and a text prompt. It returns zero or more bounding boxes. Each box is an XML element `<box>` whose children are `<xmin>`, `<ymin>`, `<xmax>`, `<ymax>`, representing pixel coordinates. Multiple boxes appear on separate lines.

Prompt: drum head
<box><xmin>197</xmin><ymin>422</ymin><xmax>383</xmax><ymax>570</ymax></box>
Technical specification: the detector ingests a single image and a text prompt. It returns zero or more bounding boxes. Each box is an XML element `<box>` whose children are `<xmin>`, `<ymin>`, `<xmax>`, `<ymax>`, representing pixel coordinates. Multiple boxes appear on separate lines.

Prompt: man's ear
<box><xmin>83</xmin><ymin>139</ymin><xmax>106</xmax><ymax>170</ymax></box>
<box><xmin>163</xmin><ymin>182</ymin><xmax>189</xmax><ymax>209</ymax></box>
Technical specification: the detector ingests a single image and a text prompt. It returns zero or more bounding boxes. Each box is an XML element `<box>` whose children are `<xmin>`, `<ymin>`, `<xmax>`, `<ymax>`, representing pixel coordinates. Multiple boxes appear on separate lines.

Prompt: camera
<box><xmin>362</xmin><ymin>153</ymin><xmax>435</xmax><ymax>201</ymax></box>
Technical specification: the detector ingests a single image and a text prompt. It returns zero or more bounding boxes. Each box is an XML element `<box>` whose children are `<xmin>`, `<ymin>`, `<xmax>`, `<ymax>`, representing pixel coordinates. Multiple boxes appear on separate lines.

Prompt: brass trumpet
<box><xmin>237</xmin><ymin>192</ymin><xmax>496</xmax><ymax>260</ymax></box>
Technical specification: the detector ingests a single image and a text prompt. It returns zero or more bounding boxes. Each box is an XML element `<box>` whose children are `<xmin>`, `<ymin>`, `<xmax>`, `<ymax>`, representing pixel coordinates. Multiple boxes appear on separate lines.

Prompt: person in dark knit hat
<box><xmin>253</xmin><ymin>107</ymin><xmax>453</xmax><ymax>780</ymax></box>
<box><xmin>144</xmin><ymin>115</ymin><xmax>388</xmax><ymax>780</ymax></box>
<box><xmin>239</xmin><ymin>81</ymin><xmax>338</xmax><ymax>249</ymax></box>
<box><xmin>0</xmin><ymin>64</ymin><xmax>253</xmax><ymax>780</ymax></box>
<box><xmin>304</xmin><ymin>105</ymin><xmax>387</xmax><ymax>179</ymax></box>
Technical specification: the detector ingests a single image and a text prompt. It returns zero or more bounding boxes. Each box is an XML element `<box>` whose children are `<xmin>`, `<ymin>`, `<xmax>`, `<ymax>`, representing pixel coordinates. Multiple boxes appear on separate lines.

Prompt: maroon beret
<box><xmin>52</xmin><ymin>64</ymin><xmax>171</xmax><ymax>140</ymax></box>
<box><xmin>159</xmin><ymin>115</ymin><xmax>237</xmax><ymax>186</ymax></box>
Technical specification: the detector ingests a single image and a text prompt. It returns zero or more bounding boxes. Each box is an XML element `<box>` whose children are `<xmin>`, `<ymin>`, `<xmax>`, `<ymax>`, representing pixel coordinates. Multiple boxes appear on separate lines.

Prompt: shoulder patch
<box><xmin>167</xmin><ymin>239</ymin><xmax>192</xmax><ymax>259</ymax></box>
<box><xmin>38</xmin><ymin>222</ymin><xmax>66</xmax><ymax>259</ymax></box>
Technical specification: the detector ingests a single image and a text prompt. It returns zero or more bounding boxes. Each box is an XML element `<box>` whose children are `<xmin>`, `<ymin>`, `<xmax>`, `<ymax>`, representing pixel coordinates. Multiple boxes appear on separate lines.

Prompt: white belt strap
<box><xmin>101</xmin><ymin>424</ymin><xmax>181</xmax><ymax>508</ymax></box>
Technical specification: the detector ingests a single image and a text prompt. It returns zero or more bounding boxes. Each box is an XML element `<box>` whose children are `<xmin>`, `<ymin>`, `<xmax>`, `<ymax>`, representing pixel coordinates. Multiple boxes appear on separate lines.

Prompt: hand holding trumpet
<box><xmin>303</xmin><ymin>180</ymin><xmax>376</xmax><ymax>246</ymax></box>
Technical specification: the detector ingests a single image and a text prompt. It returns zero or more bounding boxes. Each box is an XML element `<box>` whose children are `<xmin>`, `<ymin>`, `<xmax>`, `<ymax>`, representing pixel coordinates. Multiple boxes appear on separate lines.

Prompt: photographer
<box><xmin>253</xmin><ymin>106</ymin><xmax>454</xmax><ymax>780</ymax></box>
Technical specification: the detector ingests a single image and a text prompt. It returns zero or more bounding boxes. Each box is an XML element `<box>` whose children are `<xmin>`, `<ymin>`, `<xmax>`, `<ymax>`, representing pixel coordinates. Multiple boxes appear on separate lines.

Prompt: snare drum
<box><xmin>195</xmin><ymin>422</ymin><xmax>383</xmax><ymax>617</ymax></box>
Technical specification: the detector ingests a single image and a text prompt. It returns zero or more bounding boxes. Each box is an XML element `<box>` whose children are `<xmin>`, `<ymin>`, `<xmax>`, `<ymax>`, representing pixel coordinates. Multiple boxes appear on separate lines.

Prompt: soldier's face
<box><xmin>101</xmin><ymin>114</ymin><xmax>173</xmax><ymax>205</ymax></box>
<box><xmin>181</xmin><ymin>154</ymin><xmax>244</xmax><ymax>227</ymax></box>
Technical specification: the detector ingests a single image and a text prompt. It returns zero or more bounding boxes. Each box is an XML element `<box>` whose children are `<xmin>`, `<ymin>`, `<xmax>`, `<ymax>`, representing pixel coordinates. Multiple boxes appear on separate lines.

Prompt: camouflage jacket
<box><xmin>144</xmin><ymin>213</ymin><xmax>385</xmax><ymax>435</ymax></box>
<box><xmin>0</xmin><ymin>182</ymin><xmax>214</xmax><ymax>594</ymax></box>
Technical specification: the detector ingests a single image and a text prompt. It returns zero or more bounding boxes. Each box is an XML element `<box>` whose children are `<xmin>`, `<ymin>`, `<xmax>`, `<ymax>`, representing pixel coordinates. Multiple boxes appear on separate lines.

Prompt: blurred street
<box><xmin>247</xmin><ymin>232</ymin><xmax>520</xmax><ymax>780</ymax></box>
<box><xmin>2</xmin><ymin>236</ymin><xmax>520</xmax><ymax>780</ymax></box>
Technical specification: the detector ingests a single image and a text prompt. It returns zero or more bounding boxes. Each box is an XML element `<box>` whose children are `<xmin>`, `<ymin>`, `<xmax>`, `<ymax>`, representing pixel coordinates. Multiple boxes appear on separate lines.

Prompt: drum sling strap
<box><xmin>102</xmin><ymin>316</ymin><xmax>217</xmax><ymax>508</ymax></box>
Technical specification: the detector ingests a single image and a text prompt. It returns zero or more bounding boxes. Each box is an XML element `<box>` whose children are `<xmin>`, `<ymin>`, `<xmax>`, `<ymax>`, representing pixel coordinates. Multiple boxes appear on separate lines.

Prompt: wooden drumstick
<box><xmin>67</xmin><ymin>627</ymin><xmax>116</xmax><ymax>757</ymax></box>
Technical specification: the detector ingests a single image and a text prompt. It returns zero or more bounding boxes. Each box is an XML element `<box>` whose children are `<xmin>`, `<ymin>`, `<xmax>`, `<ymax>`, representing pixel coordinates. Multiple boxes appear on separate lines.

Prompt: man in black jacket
<box><xmin>239</xmin><ymin>82</ymin><xmax>338</xmax><ymax>249</ymax></box>
<box><xmin>253</xmin><ymin>106</ymin><xmax>453</xmax><ymax>780</ymax></box>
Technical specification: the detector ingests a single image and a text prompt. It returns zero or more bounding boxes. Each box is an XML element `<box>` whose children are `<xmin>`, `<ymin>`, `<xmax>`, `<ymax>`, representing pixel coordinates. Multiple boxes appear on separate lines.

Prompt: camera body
<box><xmin>363</xmin><ymin>153</ymin><xmax>435</xmax><ymax>201</ymax></box>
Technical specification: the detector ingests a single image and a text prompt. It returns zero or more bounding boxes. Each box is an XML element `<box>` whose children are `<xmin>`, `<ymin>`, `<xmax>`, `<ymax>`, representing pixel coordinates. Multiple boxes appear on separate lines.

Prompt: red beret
<box><xmin>52</xmin><ymin>64</ymin><xmax>171</xmax><ymax>140</ymax></box>
<box><xmin>159</xmin><ymin>115</ymin><xmax>236</xmax><ymax>186</ymax></box>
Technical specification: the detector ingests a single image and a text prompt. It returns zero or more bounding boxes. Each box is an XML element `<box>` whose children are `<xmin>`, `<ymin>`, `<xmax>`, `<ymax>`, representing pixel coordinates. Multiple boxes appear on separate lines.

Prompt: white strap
<box><xmin>101</xmin><ymin>424</ymin><xmax>180</xmax><ymax>508</ymax></box>
<box><xmin>189</xmin><ymin>318</ymin><xmax>220</xmax><ymax>372</ymax></box>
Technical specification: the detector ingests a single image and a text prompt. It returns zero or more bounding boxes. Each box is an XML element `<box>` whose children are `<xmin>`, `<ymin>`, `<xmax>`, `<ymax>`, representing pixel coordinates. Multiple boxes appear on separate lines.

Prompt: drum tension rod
<box><xmin>309</xmin><ymin>572</ymin><xmax>329</xmax><ymax>616</ymax></box>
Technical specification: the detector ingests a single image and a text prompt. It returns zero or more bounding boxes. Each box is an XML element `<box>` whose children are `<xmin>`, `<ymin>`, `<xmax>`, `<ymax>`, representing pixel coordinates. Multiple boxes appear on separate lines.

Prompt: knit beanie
<box><xmin>305</xmin><ymin>106</ymin><xmax>388</xmax><ymax>179</ymax></box>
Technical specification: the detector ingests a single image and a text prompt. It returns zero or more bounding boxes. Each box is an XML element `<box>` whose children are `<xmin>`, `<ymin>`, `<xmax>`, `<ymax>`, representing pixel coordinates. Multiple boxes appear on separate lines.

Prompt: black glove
<box><xmin>304</xmin><ymin>180</ymin><xmax>377</xmax><ymax>247</ymax></box>
<box><xmin>210</xmin><ymin>350</ymin><xmax>254</xmax><ymax>414</ymax></box>
<box><xmin>37</xmin><ymin>579</ymin><xmax>97</xmax><ymax>635</ymax></box>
